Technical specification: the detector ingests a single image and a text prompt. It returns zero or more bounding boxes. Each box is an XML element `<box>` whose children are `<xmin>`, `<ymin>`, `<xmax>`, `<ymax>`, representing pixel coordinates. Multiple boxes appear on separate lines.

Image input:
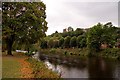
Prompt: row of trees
<box><xmin>51</xmin><ymin>28</ymin><xmax>86</xmax><ymax>38</ymax></box>
<box><xmin>40</xmin><ymin>27</ymin><xmax>88</xmax><ymax>49</ymax></box>
<box><xmin>41</xmin><ymin>22</ymin><xmax>120</xmax><ymax>53</ymax></box>
<box><xmin>41</xmin><ymin>34</ymin><xmax>87</xmax><ymax>49</ymax></box>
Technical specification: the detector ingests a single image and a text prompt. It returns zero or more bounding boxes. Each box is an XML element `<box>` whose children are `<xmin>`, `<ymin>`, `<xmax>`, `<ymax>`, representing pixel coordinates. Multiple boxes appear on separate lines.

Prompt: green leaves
<box><xmin>2</xmin><ymin>2</ymin><xmax>48</xmax><ymax>54</ymax></box>
<box><xmin>87</xmin><ymin>22</ymin><xmax>117</xmax><ymax>52</ymax></box>
<box><xmin>70</xmin><ymin>36</ymin><xmax>77</xmax><ymax>47</ymax></box>
<box><xmin>64</xmin><ymin>36</ymin><xmax>71</xmax><ymax>48</ymax></box>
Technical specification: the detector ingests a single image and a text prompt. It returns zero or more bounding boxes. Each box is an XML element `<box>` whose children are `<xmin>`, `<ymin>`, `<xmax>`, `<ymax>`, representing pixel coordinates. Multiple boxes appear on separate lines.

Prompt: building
<box><xmin>101</xmin><ymin>43</ymin><xmax>108</xmax><ymax>49</ymax></box>
<box><xmin>63</xmin><ymin>28</ymin><xmax>67</xmax><ymax>33</ymax></box>
<box><xmin>63</xmin><ymin>27</ymin><xmax>73</xmax><ymax>33</ymax></box>
<box><xmin>116</xmin><ymin>38</ymin><xmax>120</xmax><ymax>48</ymax></box>
<box><xmin>68</xmin><ymin>26</ymin><xmax>73</xmax><ymax>32</ymax></box>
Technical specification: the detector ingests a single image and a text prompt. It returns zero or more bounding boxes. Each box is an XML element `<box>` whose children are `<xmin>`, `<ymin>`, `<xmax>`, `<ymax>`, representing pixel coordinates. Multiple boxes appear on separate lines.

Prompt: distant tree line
<box><xmin>40</xmin><ymin>22</ymin><xmax>120</xmax><ymax>53</ymax></box>
<box><xmin>40</xmin><ymin>28</ymin><xmax>87</xmax><ymax>49</ymax></box>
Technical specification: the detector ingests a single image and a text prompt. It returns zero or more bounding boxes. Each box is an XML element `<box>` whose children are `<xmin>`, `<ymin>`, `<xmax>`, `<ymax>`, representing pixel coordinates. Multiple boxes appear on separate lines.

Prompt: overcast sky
<box><xmin>42</xmin><ymin>0</ymin><xmax>119</xmax><ymax>35</ymax></box>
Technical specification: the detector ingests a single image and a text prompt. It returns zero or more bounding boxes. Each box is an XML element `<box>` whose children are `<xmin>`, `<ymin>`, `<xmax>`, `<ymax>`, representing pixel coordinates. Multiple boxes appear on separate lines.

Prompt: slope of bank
<box><xmin>40</xmin><ymin>48</ymin><xmax>120</xmax><ymax>60</ymax></box>
<box><xmin>2</xmin><ymin>52</ymin><xmax>59</xmax><ymax>79</ymax></box>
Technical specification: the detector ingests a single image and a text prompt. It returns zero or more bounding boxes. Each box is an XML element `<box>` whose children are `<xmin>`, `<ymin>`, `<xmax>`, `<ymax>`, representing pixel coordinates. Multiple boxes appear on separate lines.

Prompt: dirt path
<box><xmin>2</xmin><ymin>52</ymin><xmax>34</xmax><ymax>78</ymax></box>
<box><xmin>18</xmin><ymin>58</ymin><xmax>34</xmax><ymax>78</ymax></box>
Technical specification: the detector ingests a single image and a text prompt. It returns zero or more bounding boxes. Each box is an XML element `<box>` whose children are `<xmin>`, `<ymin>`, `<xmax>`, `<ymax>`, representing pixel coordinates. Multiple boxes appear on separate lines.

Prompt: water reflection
<box><xmin>44</xmin><ymin>60</ymin><xmax>88</xmax><ymax>78</ymax></box>
<box><xmin>88</xmin><ymin>57</ymin><xmax>116</xmax><ymax>79</ymax></box>
<box><xmin>37</xmin><ymin>54</ymin><xmax>120</xmax><ymax>79</ymax></box>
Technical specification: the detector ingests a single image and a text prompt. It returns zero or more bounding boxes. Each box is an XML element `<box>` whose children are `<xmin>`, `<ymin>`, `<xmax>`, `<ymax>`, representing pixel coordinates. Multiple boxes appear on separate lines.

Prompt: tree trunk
<box><xmin>7</xmin><ymin>40</ymin><xmax>13</xmax><ymax>55</ymax></box>
<box><xmin>28</xmin><ymin>47</ymin><xmax>29</xmax><ymax>53</ymax></box>
<box><xmin>7</xmin><ymin>43</ymin><xmax>13</xmax><ymax>55</ymax></box>
<box><xmin>6</xmin><ymin>35</ymin><xmax>14</xmax><ymax>55</ymax></box>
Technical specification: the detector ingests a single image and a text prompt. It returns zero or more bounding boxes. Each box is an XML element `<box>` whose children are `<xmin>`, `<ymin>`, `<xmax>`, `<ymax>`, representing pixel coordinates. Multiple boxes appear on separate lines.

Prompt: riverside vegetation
<box><xmin>2</xmin><ymin>1</ymin><xmax>120</xmax><ymax>79</ymax></box>
<box><xmin>40</xmin><ymin>22</ymin><xmax>120</xmax><ymax>60</ymax></box>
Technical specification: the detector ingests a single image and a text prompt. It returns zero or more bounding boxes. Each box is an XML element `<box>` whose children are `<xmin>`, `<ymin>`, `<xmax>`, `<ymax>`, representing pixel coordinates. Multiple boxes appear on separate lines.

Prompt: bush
<box><xmin>64</xmin><ymin>51</ymin><xmax>68</xmax><ymax>55</ymax></box>
<box><xmin>70</xmin><ymin>36</ymin><xmax>77</xmax><ymax>47</ymax></box>
<box><xmin>59</xmin><ymin>37</ymin><xmax>64</xmax><ymax>47</ymax></box>
<box><xmin>26</xmin><ymin>58</ymin><xmax>59</xmax><ymax>78</ymax></box>
<box><xmin>102</xmin><ymin>48</ymin><xmax>120</xmax><ymax>59</ymax></box>
<box><xmin>25</xmin><ymin>51</ymin><xmax>33</xmax><ymax>56</ymax></box>
<box><xmin>40</xmin><ymin>40</ymin><xmax>47</xmax><ymax>49</ymax></box>
<box><xmin>50</xmin><ymin>48</ymin><xmax>56</xmax><ymax>54</ymax></box>
<box><xmin>64</xmin><ymin>36</ymin><xmax>71</xmax><ymax>48</ymax></box>
<box><xmin>54</xmin><ymin>40</ymin><xmax>59</xmax><ymax>48</ymax></box>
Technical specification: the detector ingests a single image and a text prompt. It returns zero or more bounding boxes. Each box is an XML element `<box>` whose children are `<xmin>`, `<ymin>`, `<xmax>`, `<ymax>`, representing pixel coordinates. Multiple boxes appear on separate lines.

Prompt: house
<box><xmin>116</xmin><ymin>29</ymin><xmax>120</xmax><ymax>48</ymax></box>
<box><xmin>63</xmin><ymin>26</ymin><xmax>73</xmax><ymax>33</ymax></box>
<box><xmin>63</xmin><ymin>28</ymin><xmax>67</xmax><ymax>33</ymax></box>
<box><xmin>116</xmin><ymin>38</ymin><xmax>120</xmax><ymax>48</ymax></box>
<box><xmin>101</xmin><ymin>43</ymin><xmax>108</xmax><ymax>49</ymax></box>
<box><xmin>68</xmin><ymin>26</ymin><xmax>73</xmax><ymax>32</ymax></box>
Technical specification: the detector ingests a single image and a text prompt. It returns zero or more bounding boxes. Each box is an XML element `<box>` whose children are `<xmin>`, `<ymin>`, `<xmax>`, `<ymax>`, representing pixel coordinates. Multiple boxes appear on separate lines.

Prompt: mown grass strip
<box><xmin>2</xmin><ymin>56</ymin><xmax>21</xmax><ymax>78</ymax></box>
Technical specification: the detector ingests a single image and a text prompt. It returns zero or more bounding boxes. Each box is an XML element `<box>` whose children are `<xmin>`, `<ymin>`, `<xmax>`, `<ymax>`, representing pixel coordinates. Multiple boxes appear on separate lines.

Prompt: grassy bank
<box><xmin>26</xmin><ymin>57</ymin><xmax>60</xmax><ymax>78</ymax></box>
<box><xmin>99</xmin><ymin>48</ymin><xmax>120</xmax><ymax>59</ymax></box>
<box><xmin>2</xmin><ymin>52</ymin><xmax>25</xmax><ymax>78</ymax></box>
<box><xmin>2</xmin><ymin>56</ymin><xmax>21</xmax><ymax>78</ymax></box>
<box><xmin>2</xmin><ymin>51</ymin><xmax>59</xmax><ymax>79</ymax></box>
<box><xmin>40</xmin><ymin>48</ymin><xmax>120</xmax><ymax>60</ymax></box>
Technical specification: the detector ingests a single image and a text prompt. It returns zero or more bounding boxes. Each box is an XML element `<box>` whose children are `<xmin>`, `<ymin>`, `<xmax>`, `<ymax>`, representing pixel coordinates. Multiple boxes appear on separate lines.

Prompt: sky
<box><xmin>42</xmin><ymin>0</ymin><xmax>119</xmax><ymax>35</ymax></box>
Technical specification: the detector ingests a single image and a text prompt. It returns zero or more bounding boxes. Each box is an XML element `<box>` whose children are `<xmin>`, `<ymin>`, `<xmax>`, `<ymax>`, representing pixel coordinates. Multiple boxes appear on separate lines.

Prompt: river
<box><xmin>33</xmin><ymin>53</ymin><xmax>120</xmax><ymax>79</ymax></box>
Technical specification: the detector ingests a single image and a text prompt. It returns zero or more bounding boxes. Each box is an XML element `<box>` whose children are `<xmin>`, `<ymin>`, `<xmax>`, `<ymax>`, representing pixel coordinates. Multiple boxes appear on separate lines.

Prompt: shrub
<box><xmin>59</xmin><ymin>37</ymin><xmax>64</xmax><ymax>47</ymax></box>
<box><xmin>70</xmin><ymin>36</ymin><xmax>77</xmax><ymax>47</ymax></box>
<box><xmin>40</xmin><ymin>40</ymin><xmax>47</xmax><ymax>49</ymax></box>
<box><xmin>64</xmin><ymin>51</ymin><xmax>68</xmax><ymax>55</ymax></box>
<box><xmin>50</xmin><ymin>48</ymin><xmax>56</xmax><ymax>54</ymax></box>
<box><xmin>25</xmin><ymin>51</ymin><xmax>33</xmax><ymax>56</ymax></box>
<box><xmin>102</xmin><ymin>48</ymin><xmax>120</xmax><ymax>59</ymax></box>
<box><xmin>64</xmin><ymin>36</ymin><xmax>71</xmax><ymax>48</ymax></box>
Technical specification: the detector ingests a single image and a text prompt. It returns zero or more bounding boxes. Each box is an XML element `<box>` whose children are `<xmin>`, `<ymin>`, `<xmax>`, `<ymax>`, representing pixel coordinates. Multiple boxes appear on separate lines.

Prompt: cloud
<box><xmin>42</xmin><ymin>0</ymin><xmax>118</xmax><ymax>35</ymax></box>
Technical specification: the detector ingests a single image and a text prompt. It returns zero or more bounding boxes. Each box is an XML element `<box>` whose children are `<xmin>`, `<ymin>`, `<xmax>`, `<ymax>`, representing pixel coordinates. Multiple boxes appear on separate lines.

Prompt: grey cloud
<box><xmin>67</xmin><ymin>2</ymin><xmax>118</xmax><ymax>23</ymax></box>
<box><xmin>43</xmin><ymin>1</ymin><xmax>118</xmax><ymax>35</ymax></box>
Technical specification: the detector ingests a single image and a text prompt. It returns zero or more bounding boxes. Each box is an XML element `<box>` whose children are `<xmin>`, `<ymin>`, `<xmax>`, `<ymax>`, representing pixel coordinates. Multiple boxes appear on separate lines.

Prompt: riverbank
<box><xmin>40</xmin><ymin>48</ymin><xmax>120</xmax><ymax>60</ymax></box>
<box><xmin>26</xmin><ymin>58</ymin><xmax>60</xmax><ymax>78</ymax></box>
<box><xmin>2</xmin><ymin>52</ymin><xmax>33</xmax><ymax>78</ymax></box>
<box><xmin>39</xmin><ymin>48</ymin><xmax>120</xmax><ymax>79</ymax></box>
<box><xmin>2</xmin><ymin>52</ymin><xmax>59</xmax><ymax>79</ymax></box>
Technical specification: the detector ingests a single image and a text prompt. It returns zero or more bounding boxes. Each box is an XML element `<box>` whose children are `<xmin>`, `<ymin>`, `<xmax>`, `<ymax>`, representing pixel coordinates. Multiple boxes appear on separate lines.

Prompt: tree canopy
<box><xmin>2</xmin><ymin>2</ymin><xmax>48</xmax><ymax>55</ymax></box>
<box><xmin>87</xmin><ymin>22</ymin><xmax>117</xmax><ymax>52</ymax></box>
<box><xmin>70</xmin><ymin>36</ymin><xmax>77</xmax><ymax>47</ymax></box>
<box><xmin>64</xmin><ymin>36</ymin><xmax>71</xmax><ymax>48</ymax></box>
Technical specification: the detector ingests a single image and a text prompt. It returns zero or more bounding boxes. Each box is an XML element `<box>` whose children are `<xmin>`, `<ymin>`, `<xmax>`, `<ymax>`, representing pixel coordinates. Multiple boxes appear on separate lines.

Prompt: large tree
<box><xmin>40</xmin><ymin>39</ymin><xmax>47</xmax><ymax>49</ymax></box>
<box><xmin>77</xmin><ymin>35</ymin><xmax>86</xmax><ymax>48</ymax></box>
<box><xmin>87</xmin><ymin>23</ymin><xmax>103</xmax><ymax>52</ymax></box>
<box><xmin>87</xmin><ymin>22</ymin><xmax>117</xmax><ymax>53</ymax></box>
<box><xmin>59</xmin><ymin>37</ymin><xmax>64</xmax><ymax>47</ymax></box>
<box><xmin>70</xmin><ymin>36</ymin><xmax>77</xmax><ymax>47</ymax></box>
<box><xmin>47</xmin><ymin>38</ymin><xmax>54</xmax><ymax>48</ymax></box>
<box><xmin>2</xmin><ymin>2</ymin><xmax>48</xmax><ymax>55</ymax></box>
<box><xmin>64</xmin><ymin>36</ymin><xmax>71</xmax><ymax>48</ymax></box>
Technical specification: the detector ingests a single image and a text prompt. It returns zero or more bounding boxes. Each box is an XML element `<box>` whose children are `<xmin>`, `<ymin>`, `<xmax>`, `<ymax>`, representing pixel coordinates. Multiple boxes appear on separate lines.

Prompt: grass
<box><xmin>2</xmin><ymin>55</ymin><xmax>21</xmax><ymax>78</ymax></box>
<box><xmin>2</xmin><ymin>51</ymin><xmax>60</xmax><ymax>79</ymax></box>
<box><xmin>26</xmin><ymin>58</ymin><xmax>60</xmax><ymax>78</ymax></box>
<box><xmin>2</xmin><ymin>51</ymin><xmax>29</xmax><ymax>78</ymax></box>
